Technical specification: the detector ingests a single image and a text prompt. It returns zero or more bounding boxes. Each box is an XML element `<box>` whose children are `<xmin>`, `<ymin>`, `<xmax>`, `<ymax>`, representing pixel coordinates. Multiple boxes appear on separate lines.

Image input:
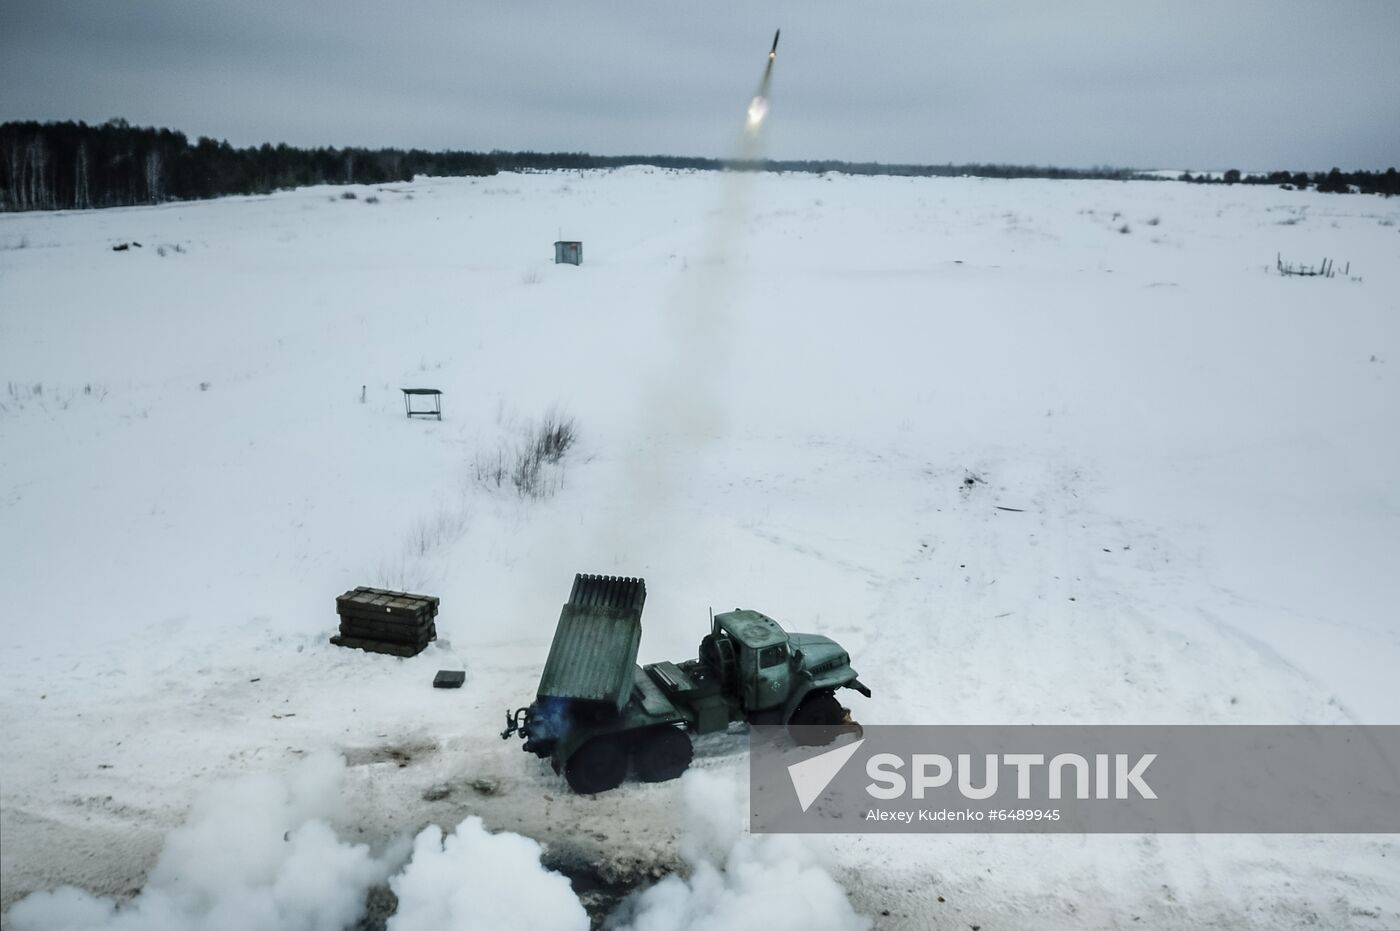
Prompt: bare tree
<box><xmin>144</xmin><ymin>149</ymin><xmax>163</xmax><ymax>203</ymax></box>
<box><xmin>75</xmin><ymin>142</ymin><xmax>91</xmax><ymax>209</ymax></box>
<box><xmin>25</xmin><ymin>136</ymin><xmax>50</xmax><ymax>210</ymax></box>
<box><xmin>2</xmin><ymin>140</ymin><xmax>22</xmax><ymax>210</ymax></box>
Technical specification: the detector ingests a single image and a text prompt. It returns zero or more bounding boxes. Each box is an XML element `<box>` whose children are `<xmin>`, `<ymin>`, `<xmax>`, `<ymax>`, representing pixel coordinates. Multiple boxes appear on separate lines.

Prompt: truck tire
<box><xmin>564</xmin><ymin>734</ymin><xmax>629</xmax><ymax>794</ymax></box>
<box><xmin>633</xmin><ymin>726</ymin><xmax>693</xmax><ymax>783</ymax></box>
<box><xmin>788</xmin><ymin>690</ymin><xmax>848</xmax><ymax>746</ymax></box>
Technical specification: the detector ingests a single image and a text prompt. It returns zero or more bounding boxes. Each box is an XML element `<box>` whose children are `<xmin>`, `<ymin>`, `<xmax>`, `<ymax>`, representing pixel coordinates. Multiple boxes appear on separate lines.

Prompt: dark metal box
<box><xmin>332</xmin><ymin>587</ymin><xmax>439</xmax><ymax>657</ymax></box>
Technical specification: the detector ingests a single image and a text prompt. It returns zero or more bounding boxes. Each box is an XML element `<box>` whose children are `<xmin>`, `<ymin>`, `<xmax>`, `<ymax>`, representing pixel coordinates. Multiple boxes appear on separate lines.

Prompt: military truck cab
<box><xmin>701</xmin><ymin>609</ymin><xmax>869</xmax><ymax>721</ymax></box>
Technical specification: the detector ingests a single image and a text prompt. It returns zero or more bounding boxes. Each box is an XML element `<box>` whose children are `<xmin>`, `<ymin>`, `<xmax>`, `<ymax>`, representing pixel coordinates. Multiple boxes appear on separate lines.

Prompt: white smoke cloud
<box><xmin>609</xmin><ymin>771</ymin><xmax>870</xmax><ymax>931</ymax></box>
<box><xmin>386</xmin><ymin>817</ymin><xmax>588</xmax><ymax>931</ymax></box>
<box><xmin>8</xmin><ymin>753</ymin><xmax>398</xmax><ymax>931</ymax></box>
<box><xmin>9</xmin><ymin>762</ymin><xmax>863</xmax><ymax>931</ymax></box>
<box><xmin>8</xmin><ymin>755</ymin><xmax>589</xmax><ymax>931</ymax></box>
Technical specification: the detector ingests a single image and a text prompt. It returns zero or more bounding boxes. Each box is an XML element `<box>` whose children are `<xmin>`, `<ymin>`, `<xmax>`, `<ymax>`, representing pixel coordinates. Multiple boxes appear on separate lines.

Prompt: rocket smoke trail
<box><xmin>566</xmin><ymin>31</ymin><xmax>785</xmax><ymax>586</ymax></box>
<box><xmin>608</xmin><ymin>31</ymin><xmax>784</xmax><ymax>547</ymax></box>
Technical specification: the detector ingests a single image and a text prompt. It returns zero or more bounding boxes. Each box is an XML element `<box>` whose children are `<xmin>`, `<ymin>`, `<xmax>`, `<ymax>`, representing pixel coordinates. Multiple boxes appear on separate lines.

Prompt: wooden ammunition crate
<box><xmin>331</xmin><ymin>586</ymin><xmax>439</xmax><ymax>657</ymax></box>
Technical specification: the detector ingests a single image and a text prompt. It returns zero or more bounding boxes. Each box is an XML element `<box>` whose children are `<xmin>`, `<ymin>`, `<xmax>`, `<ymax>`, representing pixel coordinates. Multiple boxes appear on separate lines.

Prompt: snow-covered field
<box><xmin>1</xmin><ymin>169</ymin><xmax>1397</xmax><ymax>929</ymax></box>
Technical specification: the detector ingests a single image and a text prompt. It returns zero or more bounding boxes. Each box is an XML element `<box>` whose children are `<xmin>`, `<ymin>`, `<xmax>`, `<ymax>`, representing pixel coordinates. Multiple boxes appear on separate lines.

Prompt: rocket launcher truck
<box><xmin>501</xmin><ymin>574</ymin><xmax>871</xmax><ymax>794</ymax></box>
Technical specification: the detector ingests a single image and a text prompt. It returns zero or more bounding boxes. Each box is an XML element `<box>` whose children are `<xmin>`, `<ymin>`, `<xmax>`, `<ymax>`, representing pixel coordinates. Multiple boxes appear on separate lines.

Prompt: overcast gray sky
<box><xmin>3</xmin><ymin>0</ymin><xmax>1397</xmax><ymax>170</ymax></box>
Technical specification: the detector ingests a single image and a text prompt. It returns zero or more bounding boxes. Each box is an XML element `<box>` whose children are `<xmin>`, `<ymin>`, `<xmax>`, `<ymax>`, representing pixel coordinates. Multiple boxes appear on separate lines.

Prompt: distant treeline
<box><xmin>3</xmin><ymin>119</ymin><xmax>1396</xmax><ymax>212</ymax></box>
<box><xmin>1180</xmin><ymin>167</ymin><xmax>1398</xmax><ymax>196</ymax></box>
<box><xmin>489</xmin><ymin>149</ymin><xmax>1139</xmax><ymax>181</ymax></box>
<box><xmin>0</xmin><ymin>119</ymin><xmax>497</xmax><ymax>212</ymax></box>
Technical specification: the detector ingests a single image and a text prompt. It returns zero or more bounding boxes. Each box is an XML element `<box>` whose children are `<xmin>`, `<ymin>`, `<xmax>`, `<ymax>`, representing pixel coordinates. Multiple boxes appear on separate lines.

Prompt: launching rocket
<box><xmin>748</xmin><ymin>29</ymin><xmax>780</xmax><ymax>131</ymax></box>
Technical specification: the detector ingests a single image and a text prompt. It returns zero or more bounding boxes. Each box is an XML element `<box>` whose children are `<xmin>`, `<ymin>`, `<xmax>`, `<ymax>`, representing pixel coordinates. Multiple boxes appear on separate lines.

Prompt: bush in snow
<box><xmin>535</xmin><ymin>407</ymin><xmax>577</xmax><ymax>465</ymax></box>
<box><xmin>472</xmin><ymin>406</ymin><xmax>578</xmax><ymax>501</ymax></box>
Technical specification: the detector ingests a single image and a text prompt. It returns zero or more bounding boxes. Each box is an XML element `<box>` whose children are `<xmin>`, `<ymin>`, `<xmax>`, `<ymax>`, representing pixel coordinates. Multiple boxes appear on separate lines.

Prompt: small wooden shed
<box><xmin>554</xmin><ymin>240</ymin><xmax>582</xmax><ymax>265</ymax></box>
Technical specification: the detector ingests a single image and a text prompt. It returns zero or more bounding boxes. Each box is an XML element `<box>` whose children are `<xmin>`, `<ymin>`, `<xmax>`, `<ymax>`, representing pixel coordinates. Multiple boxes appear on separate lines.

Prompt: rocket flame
<box><xmin>746</xmin><ymin>95</ymin><xmax>769</xmax><ymax>129</ymax></box>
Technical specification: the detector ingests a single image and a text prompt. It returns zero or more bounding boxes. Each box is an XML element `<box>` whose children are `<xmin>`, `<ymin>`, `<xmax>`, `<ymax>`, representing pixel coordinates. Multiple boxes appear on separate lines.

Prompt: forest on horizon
<box><xmin>3</xmin><ymin>119</ymin><xmax>1396</xmax><ymax>212</ymax></box>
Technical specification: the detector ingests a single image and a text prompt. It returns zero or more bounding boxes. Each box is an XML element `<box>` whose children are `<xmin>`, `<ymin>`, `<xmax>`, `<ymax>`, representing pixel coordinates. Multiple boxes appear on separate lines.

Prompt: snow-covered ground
<box><xmin>1</xmin><ymin>169</ymin><xmax>1397</xmax><ymax>929</ymax></box>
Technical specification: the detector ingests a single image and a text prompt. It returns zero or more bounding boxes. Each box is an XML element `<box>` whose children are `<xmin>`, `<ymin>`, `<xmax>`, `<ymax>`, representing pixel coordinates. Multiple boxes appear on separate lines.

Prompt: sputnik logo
<box><xmin>787</xmin><ymin>738</ymin><xmax>865</xmax><ymax>812</ymax></box>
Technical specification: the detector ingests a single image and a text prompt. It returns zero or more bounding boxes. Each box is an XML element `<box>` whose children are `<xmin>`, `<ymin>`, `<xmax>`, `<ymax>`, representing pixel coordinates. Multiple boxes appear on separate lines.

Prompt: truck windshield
<box><xmin>759</xmin><ymin>644</ymin><xmax>787</xmax><ymax>668</ymax></box>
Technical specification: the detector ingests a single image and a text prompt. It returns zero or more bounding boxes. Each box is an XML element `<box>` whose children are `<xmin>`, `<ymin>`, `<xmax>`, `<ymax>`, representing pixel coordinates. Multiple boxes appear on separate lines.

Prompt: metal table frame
<box><xmin>400</xmin><ymin>388</ymin><xmax>442</xmax><ymax>420</ymax></box>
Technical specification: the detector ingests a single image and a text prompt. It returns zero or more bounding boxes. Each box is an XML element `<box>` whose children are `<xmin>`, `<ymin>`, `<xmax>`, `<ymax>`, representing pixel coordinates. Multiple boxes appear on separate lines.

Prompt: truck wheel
<box><xmin>788</xmin><ymin>690</ymin><xmax>849</xmax><ymax>746</ymax></box>
<box><xmin>564</xmin><ymin>735</ymin><xmax>628</xmax><ymax>794</ymax></box>
<box><xmin>633</xmin><ymin>726</ymin><xmax>693</xmax><ymax>783</ymax></box>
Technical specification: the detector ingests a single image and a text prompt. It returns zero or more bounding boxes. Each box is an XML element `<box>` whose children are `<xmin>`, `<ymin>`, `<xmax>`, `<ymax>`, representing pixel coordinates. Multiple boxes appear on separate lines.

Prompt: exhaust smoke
<box><xmin>595</xmin><ymin>30</ymin><xmax>785</xmax><ymax>567</ymax></box>
<box><xmin>746</xmin><ymin>95</ymin><xmax>769</xmax><ymax>130</ymax></box>
<box><xmin>8</xmin><ymin>761</ymin><xmax>866</xmax><ymax>931</ymax></box>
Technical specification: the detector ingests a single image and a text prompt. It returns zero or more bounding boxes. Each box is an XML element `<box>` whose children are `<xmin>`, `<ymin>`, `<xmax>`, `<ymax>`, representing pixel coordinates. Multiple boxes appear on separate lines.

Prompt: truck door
<box><xmin>746</xmin><ymin>642</ymin><xmax>791</xmax><ymax>711</ymax></box>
